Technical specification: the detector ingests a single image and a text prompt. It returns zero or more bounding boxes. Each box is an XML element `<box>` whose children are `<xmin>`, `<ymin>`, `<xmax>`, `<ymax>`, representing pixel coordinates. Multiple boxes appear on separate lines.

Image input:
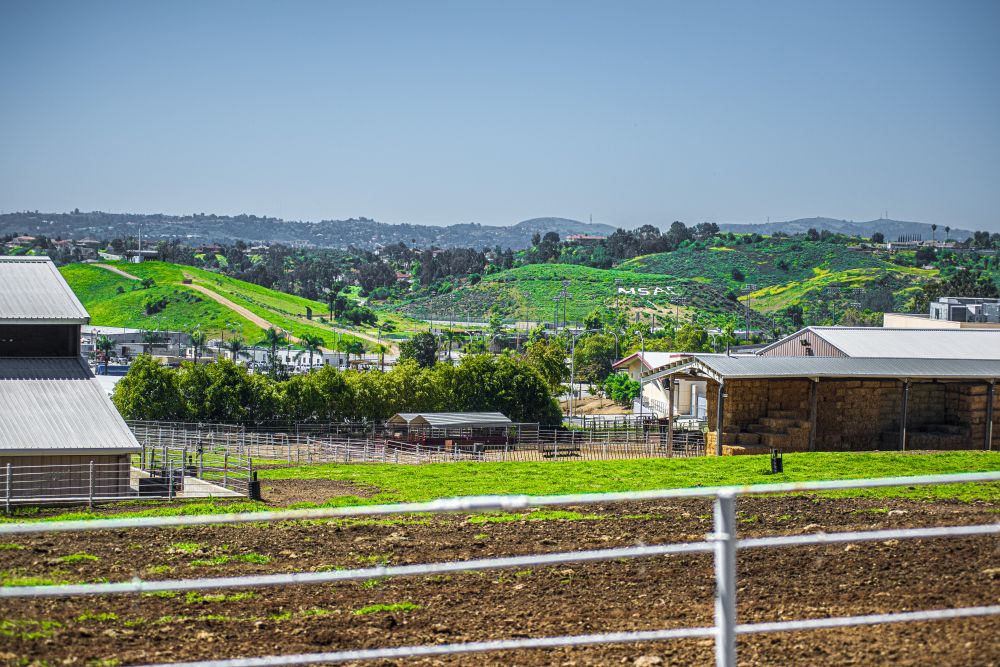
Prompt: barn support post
<box><xmin>808</xmin><ymin>378</ymin><xmax>818</xmax><ymax>452</ymax></box>
<box><xmin>900</xmin><ymin>380</ymin><xmax>910</xmax><ymax>451</ymax></box>
<box><xmin>88</xmin><ymin>461</ymin><xmax>94</xmax><ymax>508</ymax></box>
<box><xmin>986</xmin><ymin>380</ymin><xmax>996</xmax><ymax>451</ymax></box>
<box><xmin>667</xmin><ymin>375</ymin><xmax>675</xmax><ymax>455</ymax></box>
<box><xmin>715</xmin><ymin>381</ymin><xmax>726</xmax><ymax>457</ymax></box>
<box><xmin>713</xmin><ymin>492</ymin><xmax>738</xmax><ymax>667</ymax></box>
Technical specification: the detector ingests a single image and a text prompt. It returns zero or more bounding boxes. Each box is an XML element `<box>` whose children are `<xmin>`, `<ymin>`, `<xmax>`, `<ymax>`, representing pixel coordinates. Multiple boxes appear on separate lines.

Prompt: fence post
<box><xmin>88</xmin><ymin>460</ymin><xmax>95</xmax><ymax>508</ymax></box>
<box><xmin>713</xmin><ymin>491</ymin><xmax>738</xmax><ymax>667</ymax></box>
<box><xmin>167</xmin><ymin>459</ymin><xmax>174</xmax><ymax>499</ymax></box>
<box><xmin>223</xmin><ymin>453</ymin><xmax>229</xmax><ymax>488</ymax></box>
<box><xmin>5</xmin><ymin>462</ymin><xmax>11</xmax><ymax>515</ymax></box>
<box><xmin>198</xmin><ymin>448</ymin><xmax>204</xmax><ymax>479</ymax></box>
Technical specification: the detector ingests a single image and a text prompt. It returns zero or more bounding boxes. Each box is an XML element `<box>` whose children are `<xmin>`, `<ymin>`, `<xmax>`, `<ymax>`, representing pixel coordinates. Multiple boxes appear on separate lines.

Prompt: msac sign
<box><xmin>617</xmin><ymin>286</ymin><xmax>676</xmax><ymax>296</ymax></box>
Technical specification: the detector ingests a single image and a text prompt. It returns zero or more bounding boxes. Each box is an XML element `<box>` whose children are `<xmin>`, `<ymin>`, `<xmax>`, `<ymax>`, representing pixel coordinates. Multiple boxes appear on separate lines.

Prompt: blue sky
<box><xmin>1</xmin><ymin>1</ymin><xmax>998</xmax><ymax>230</ymax></box>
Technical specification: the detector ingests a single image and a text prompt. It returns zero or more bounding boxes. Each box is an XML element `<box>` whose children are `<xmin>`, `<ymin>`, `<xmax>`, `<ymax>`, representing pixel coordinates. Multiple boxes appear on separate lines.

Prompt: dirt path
<box><xmin>186</xmin><ymin>281</ymin><xmax>397</xmax><ymax>353</ymax></box>
<box><xmin>93</xmin><ymin>263</ymin><xmax>140</xmax><ymax>280</ymax></box>
<box><xmin>1</xmin><ymin>495</ymin><xmax>996</xmax><ymax>666</ymax></box>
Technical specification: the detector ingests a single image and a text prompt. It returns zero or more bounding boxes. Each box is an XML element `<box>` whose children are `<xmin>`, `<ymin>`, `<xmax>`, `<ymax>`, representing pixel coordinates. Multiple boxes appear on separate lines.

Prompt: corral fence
<box><xmin>125</xmin><ymin>419</ymin><xmax>706</xmax><ymax>465</ymax></box>
<box><xmin>0</xmin><ymin>471</ymin><xmax>997</xmax><ymax>666</ymax></box>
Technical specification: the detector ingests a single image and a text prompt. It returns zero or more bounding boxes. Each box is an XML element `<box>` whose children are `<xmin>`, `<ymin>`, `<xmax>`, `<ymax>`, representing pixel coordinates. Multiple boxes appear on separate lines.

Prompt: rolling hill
<box><xmin>60</xmin><ymin>261</ymin><xmax>396</xmax><ymax>350</ymax></box>
<box><xmin>719</xmin><ymin>217</ymin><xmax>974</xmax><ymax>241</ymax></box>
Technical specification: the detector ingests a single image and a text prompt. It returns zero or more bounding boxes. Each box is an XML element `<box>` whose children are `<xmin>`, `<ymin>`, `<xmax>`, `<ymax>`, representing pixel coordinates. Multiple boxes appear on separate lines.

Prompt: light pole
<box><xmin>561</xmin><ymin>279</ymin><xmax>571</xmax><ymax>330</ymax></box>
<box><xmin>567</xmin><ymin>328</ymin><xmax>617</xmax><ymax>422</ymax></box>
<box><xmin>740</xmin><ymin>284</ymin><xmax>757</xmax><ymax>341</ymax></box>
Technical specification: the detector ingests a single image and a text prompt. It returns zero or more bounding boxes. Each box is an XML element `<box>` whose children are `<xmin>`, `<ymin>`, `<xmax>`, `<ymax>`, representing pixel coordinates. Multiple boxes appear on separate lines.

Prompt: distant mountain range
<box><xmin>0</xmin><ymin>212</ymin><xmax>618</xmax><ymax>250</ymax></box>
<box><xmin>719</xmin><ymin>217</ymin><xmax>974</xmax><ymax>241</ymax></box>
<box><xmin>0</xmin><ymin>210</ymin><xmax>974</xmax><ymax>249</ymax></box>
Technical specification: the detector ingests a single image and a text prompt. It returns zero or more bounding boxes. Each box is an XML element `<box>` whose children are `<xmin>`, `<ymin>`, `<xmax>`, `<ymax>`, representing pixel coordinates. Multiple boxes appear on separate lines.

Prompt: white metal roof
<box><xmin>611</xmin><ymin>352</ymin><xmax>685</xmax><ymax>370</ymax></box>
<box><xmin>0</xmin><ymin>257</ymin><xmax>90</xmax><ymax>324</ymax></box>
<box><xmin>759</xmin><ymin>326</ymin><xmax>1000</xmax><ymax>359</ymax></box>
<box><xmin>644</xmin><ymin>354</ymin><xmax>1000</xmax><ymax>384</ymax></box>
<box><xmin>387</xmin><ymin>412</ymin><xmax>513</xmax><ymax>428</ymax></box>
<box><xmin>0</xmin><ymin>357</ymin><xmax>141</xmax><ymax>455</ymax></box>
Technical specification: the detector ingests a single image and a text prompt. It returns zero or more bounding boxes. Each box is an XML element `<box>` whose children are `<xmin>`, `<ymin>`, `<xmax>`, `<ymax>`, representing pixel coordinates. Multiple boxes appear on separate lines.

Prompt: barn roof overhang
<box><xmin>642</xmin><ymin>354</ymin><xmax>1000</xmax><ymax>385</ymax></box>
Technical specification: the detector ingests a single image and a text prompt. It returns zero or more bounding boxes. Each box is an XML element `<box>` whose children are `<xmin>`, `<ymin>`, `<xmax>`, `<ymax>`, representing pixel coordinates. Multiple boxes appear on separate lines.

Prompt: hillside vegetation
<box><xmin>61</xmin><ymin>261</ymin><xmax>383</xmax><ymax>349</ymax></box>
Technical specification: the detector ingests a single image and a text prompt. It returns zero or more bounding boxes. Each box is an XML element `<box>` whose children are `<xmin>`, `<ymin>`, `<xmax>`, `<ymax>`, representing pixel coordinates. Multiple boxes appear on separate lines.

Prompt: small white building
<box><xmin>611</xmin><ymin>352</ymin><xmax>707</xmax><ymax>419</ymax></box>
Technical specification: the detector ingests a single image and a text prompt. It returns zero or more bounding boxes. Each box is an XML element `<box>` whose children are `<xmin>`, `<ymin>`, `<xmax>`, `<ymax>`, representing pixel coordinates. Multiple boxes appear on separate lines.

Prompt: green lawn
<box><xmin>261</xmin><ymin>451</ymin><xmax>1000</xmax><ymax>503</ymax></box>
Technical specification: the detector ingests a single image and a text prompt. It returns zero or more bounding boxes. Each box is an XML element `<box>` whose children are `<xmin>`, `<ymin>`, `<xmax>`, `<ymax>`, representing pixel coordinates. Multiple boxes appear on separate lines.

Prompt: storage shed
<box><xmin>0</xmin><ymin>257</ymin><xmax>141</xmax><ymax>501</ymax></box>
<box><xmin>643</xmin><ymin>355</ymin><xmax>999</xmax><ymax>456</ymax></box>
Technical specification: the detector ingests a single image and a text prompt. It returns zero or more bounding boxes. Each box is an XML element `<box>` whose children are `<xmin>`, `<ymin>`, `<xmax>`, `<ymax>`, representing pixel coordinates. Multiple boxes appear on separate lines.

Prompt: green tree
<box><xmin>572</xmin><ymin>334</ymin><xmax>617</xmax><ymax>384</ymax></box>
<box><xmin>223</xmin><ymin>335</ymin><xmax>246</xmax><ymax>361</ymax></box>
<box><xmin>95</xmin><ymin>335</ymin><xmax>115</xmax><ymax>373</ymax></box>
<box><xmin>258</xmin><ymin>328</ymin><xmax>288</xmax><ymax>376</ymax></box>
<box><xmin>296</xmin><ymin>333</ymin><xmax>325</xmax><ymax>370</ymax></box>
<box><xmin>523</xmin><ymin>337</ymin><xmax>568</xmax><ymax>392</ymax></box>
<box><xmin>113</xmin><ymin>355</ymin><xmax>184</xmax><ymax>420</ymax></box>
<box><xmin>674</xmin><ymin>323</ymin><xmax>712</xmax><ymax>352</ymax></box>
<box><xmin>188</xmin><ymin>329</ymin><xmax>206</xmax><ymax>363</ymax></box>
<box><xmin>399</xmin><ymin>332</ymin><xmax>438</xmax><ymax>368</ymax></box>
<box><xmin>602</xmin><ymin>372</ymin><xmax>640</xmax><ymax>407</ymax></box>
<box><xmin>582</xmin><ymin>308</ymin><xmax>603</xmax><ymax>332</ymax></box>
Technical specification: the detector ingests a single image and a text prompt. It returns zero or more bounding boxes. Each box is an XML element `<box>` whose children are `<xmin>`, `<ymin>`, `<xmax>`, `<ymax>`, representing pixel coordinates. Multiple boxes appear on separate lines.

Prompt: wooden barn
<box><xmin>0</xmin><ymin>257</ymin><xmax>141</xmax><ymax>501</ymax></box>
<box><xmin>643</xmin><ymin>354</ymin><xmax>999</xmax><ymax>456</ymax></box>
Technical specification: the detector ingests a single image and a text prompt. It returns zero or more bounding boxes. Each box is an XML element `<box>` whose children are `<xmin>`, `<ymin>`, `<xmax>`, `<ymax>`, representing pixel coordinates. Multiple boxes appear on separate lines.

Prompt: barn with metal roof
<box><xmin>0</xmin><ymin>257</ymin><xmax>141</xmax><ymax>500</ymax></box>
<box><xmin>643</xmin><ymin>354</ymin><xmax>998</xmax><ymax>456</ymax></box>
<box><xmin>756</xmin><ymin>326</ymin><xmax>1000</xmax><ymax>359</ymax></box>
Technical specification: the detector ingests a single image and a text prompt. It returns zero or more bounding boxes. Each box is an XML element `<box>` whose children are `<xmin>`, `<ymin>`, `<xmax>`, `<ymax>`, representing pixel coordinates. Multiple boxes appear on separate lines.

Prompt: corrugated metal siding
<box><xmin>0</xmin><ymin>454</ymin><xmax>130</xmax><ymax>498</ymax></box>
<box><xmin>757</xmin><ymin>330</ymin><xmax>847</xmax><ymax>357</ymax></box>
<box><xmin>0</xmin><ymin>358</ymin><xmax>141</xmax><ymax>453</ymax></box>
<box><xmin>0</xmin><ymin>257</ymin><xmax>90</xmax><ymax>322</ymax></box>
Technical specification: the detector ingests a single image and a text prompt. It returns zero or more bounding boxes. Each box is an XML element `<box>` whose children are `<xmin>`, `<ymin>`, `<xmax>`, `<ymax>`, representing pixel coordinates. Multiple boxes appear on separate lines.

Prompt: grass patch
<box><xmin>57</xmin><ymin>552</ymin><xmax>99</xmax><ymax>564</ymax></box>
<box><xmin>77</xmin><ymin>612</ymin><xmax>119</xmax><ymax>622</ymax></box>
<box><xmin>185</xmin><ymin>591</ymin><xmax>257</xmax><ymax>604</ymax></box>
<box><xmin>0</xmin><ymin>619</ymin><xmax>63</xmax><ymax>640</ymax></box>
<box><xmin>0</xmin><ymin>543</ymin><xmax>24</xmax><ymax>550</ymax></box>
<box><xmin>190</xmin><ymin>553</ymin><xmax>271</xmax><ymax>567</ymax></box>
<box><xmin>468</xmin><ymin>510</ymin><xmax>606</xmax><ymax>524</ymax></box>
<box><xmin>352</xmin><ymin>602</ymin><xmax>420</xmax><ymax>615</ymax></box>
<box><xmin>261</xmin><ymin>451</ymin><xmax>1000</xmax><ymax>503</ymax></box>
<box><xmin>169</xmin><ymin>542</ymin><xmax>203</xmax><ymax>554</ymax></box>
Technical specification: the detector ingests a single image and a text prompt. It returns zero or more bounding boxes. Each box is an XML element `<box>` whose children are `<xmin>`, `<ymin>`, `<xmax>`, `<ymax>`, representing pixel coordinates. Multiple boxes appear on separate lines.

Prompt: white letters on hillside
<box><xmin>617</xmin><ymin>286</ymin><xmax>676</xmax><ymax>296</ymax></box>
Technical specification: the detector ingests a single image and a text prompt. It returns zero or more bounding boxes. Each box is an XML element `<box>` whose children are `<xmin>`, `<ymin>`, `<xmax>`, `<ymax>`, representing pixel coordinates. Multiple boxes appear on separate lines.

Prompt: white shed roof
<box><xmin>387</xmin><ymin>412</ymin><xmax>513</xmax><ymax>428</ymax></box>
<box><xmin>0</xmin><ymin>358</ymin><xmax>141</xmax><ymax>455</ymax></box>
<box><xmin>761</xmin><ymin>327</ymin><xmax>1000</xmax><ymax>360</ymax></box>
<box><xmin>0</xmin><ymin>257</ymin><xmax>90</xmax><ymax>324</ymax></box>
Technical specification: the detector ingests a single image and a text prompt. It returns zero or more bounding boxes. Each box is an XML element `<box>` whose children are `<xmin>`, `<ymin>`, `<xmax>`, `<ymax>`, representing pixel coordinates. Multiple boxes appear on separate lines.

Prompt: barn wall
<box><xmin>0</xmin><ymin>454</ymin><xmax>131</xmax><ymax>499</ymax></box>
<box><xmin>758</xmin><ymin>331</ymin><xmax>846</xmax><ymax>357</ymax></box>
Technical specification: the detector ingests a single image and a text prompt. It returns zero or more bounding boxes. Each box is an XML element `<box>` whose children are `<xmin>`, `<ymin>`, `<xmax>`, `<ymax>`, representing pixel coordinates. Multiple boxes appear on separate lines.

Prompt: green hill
<box><xmin>390</xmin><ymin>263</ymin><xmax>741</xmax><ymax>324</ymax></box>
<box><xmin>60</xmin><ymin>261</ymin><xmax>396</xmax><ymax>350</ymax></box>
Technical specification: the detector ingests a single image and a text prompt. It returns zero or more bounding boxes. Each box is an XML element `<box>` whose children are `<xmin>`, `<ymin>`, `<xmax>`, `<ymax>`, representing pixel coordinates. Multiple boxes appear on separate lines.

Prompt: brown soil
<box><xmin>561</xmin><ymin>395</ymin><xmax>631</xmax><ymax>415</ymax></box>
<box><xmin>1</xmin><ymin>496</ymin><xmax>998</xmax><ymax>666</ymax></box>
<box><xmin>260</xmin><ymin>478</ymin><xmax>378</xmax><ymax>506</ymax></box>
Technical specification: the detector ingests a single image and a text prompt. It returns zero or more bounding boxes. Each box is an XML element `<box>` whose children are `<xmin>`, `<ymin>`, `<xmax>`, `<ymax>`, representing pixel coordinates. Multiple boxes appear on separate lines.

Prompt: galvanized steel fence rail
<box><xmin>125</xmin><ymin>420</ymin><xmax>706</xmax><ymax>464</ymax></box>
<box><xmin>1</xmin><ymin>471</ymin><xmax>998</xmax><ymax>666</ymax></box>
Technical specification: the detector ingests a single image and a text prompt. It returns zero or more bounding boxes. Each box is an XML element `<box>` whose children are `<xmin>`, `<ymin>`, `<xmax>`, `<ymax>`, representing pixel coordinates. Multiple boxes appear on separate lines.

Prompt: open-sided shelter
<box><xmin>0</xmin><ymin>257</ymin><xmax>141</xmax><ymax>499</ymax></box>
<box><xmin>643</xmin><ymin>354</ymin><xmax>999</xmax><ymax>456</ymax></box>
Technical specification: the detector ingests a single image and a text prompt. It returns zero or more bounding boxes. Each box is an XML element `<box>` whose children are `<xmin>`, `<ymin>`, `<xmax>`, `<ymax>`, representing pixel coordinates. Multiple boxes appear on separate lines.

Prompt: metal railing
<box><xmin>125</xmin><ymin>420</ymin><xmax>706</xmax><ymax>464</ymax></box>
<box><xmin>1</xmin><ymin>471</ymin><xmax>997</xmax><ymax>666</ymax></box>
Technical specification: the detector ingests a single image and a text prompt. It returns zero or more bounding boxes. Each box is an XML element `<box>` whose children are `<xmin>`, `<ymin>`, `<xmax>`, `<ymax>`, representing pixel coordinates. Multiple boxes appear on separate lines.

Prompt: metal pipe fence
<box><xmin>125</xmin><ymin>420</ymin><xmax>706</xmax><ymax>464</ymax></box>
<box><xmin>1</xmin><ymin>471</ymin><xmax>997</xmax><ymax>667</ymax></box>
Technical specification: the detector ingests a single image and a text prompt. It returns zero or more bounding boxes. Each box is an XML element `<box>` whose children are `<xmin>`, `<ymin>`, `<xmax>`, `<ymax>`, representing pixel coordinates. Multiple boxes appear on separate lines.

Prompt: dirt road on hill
<box><xmin>1</xmin><ymin>494</ymin><xmax>997</xmax><ymax>666</ymax></box>
<box><xmin>93</xmin><ymin>263</ymin><xmax>140</xmax><ymax>280</ymax></box>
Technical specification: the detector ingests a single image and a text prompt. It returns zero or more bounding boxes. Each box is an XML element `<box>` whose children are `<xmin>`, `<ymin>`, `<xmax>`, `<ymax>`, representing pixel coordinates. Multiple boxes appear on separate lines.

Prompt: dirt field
<box><xmin>1</xmin><ymin>486</ymin><xmax>998</xmax><ymax>667</ymax></box>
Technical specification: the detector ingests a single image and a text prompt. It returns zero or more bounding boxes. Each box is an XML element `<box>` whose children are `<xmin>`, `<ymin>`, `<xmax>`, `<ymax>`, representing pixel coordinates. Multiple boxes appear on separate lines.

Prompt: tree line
<box><xmin>112</xmin><ymin>354</ymin><xmax>561</xmax><ymax>426</ymax></box>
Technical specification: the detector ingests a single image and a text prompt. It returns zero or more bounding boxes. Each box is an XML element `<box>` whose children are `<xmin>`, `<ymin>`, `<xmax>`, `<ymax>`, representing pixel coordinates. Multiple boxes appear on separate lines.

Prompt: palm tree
<box><xmin>223</xmin><ymin>335</ymin><xmax>246</xmax><ymax>362</ymax></box>
<box><xmin>344</xmin><ymin>340</ymin><xmax>365</xmax><ymax>365</ymax></box>
<box><xmin>945</xmin><ymin>225</ymin><xmax>951</xmax><ymax>240</ymax></box>
<box><xmin>95</xmin><ymin>335</ymin><xmax>115</xmax><ymax>374</ymax></box>
<box><xmin>375</xmin><ymin>343</ymin><xmax>387</xmax><ymax>371</ymax></box>
<box><xmin>297</xmin><ymin>333</ymin><xmax>325</xmax><ymax>371</ymax></box>
<box><xmin>931</xmin><ymin>224</ymin><xmax>938</xmax><ymax>243</ymax></box>
<box><xmin>141</xmin><ymin>329</ymin><xmax>164</xmax><ymax>356</ymax></box>
<box><xmin>189</xmin><ymin>329</ymin><xmax>206</xmax><ymax>363</ymax></box>
<box><xmin>258</xmin><ymin>328</ymin><xmax>288</xmax><ymax>375</ymax></box>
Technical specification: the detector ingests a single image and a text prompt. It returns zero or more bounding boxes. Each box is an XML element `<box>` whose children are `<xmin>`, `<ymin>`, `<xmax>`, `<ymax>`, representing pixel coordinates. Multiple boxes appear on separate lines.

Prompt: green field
<box><xmin>261</xmin><ymin>451</ymin><xmax>1000</xmax><ymax>504</ymax></box>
